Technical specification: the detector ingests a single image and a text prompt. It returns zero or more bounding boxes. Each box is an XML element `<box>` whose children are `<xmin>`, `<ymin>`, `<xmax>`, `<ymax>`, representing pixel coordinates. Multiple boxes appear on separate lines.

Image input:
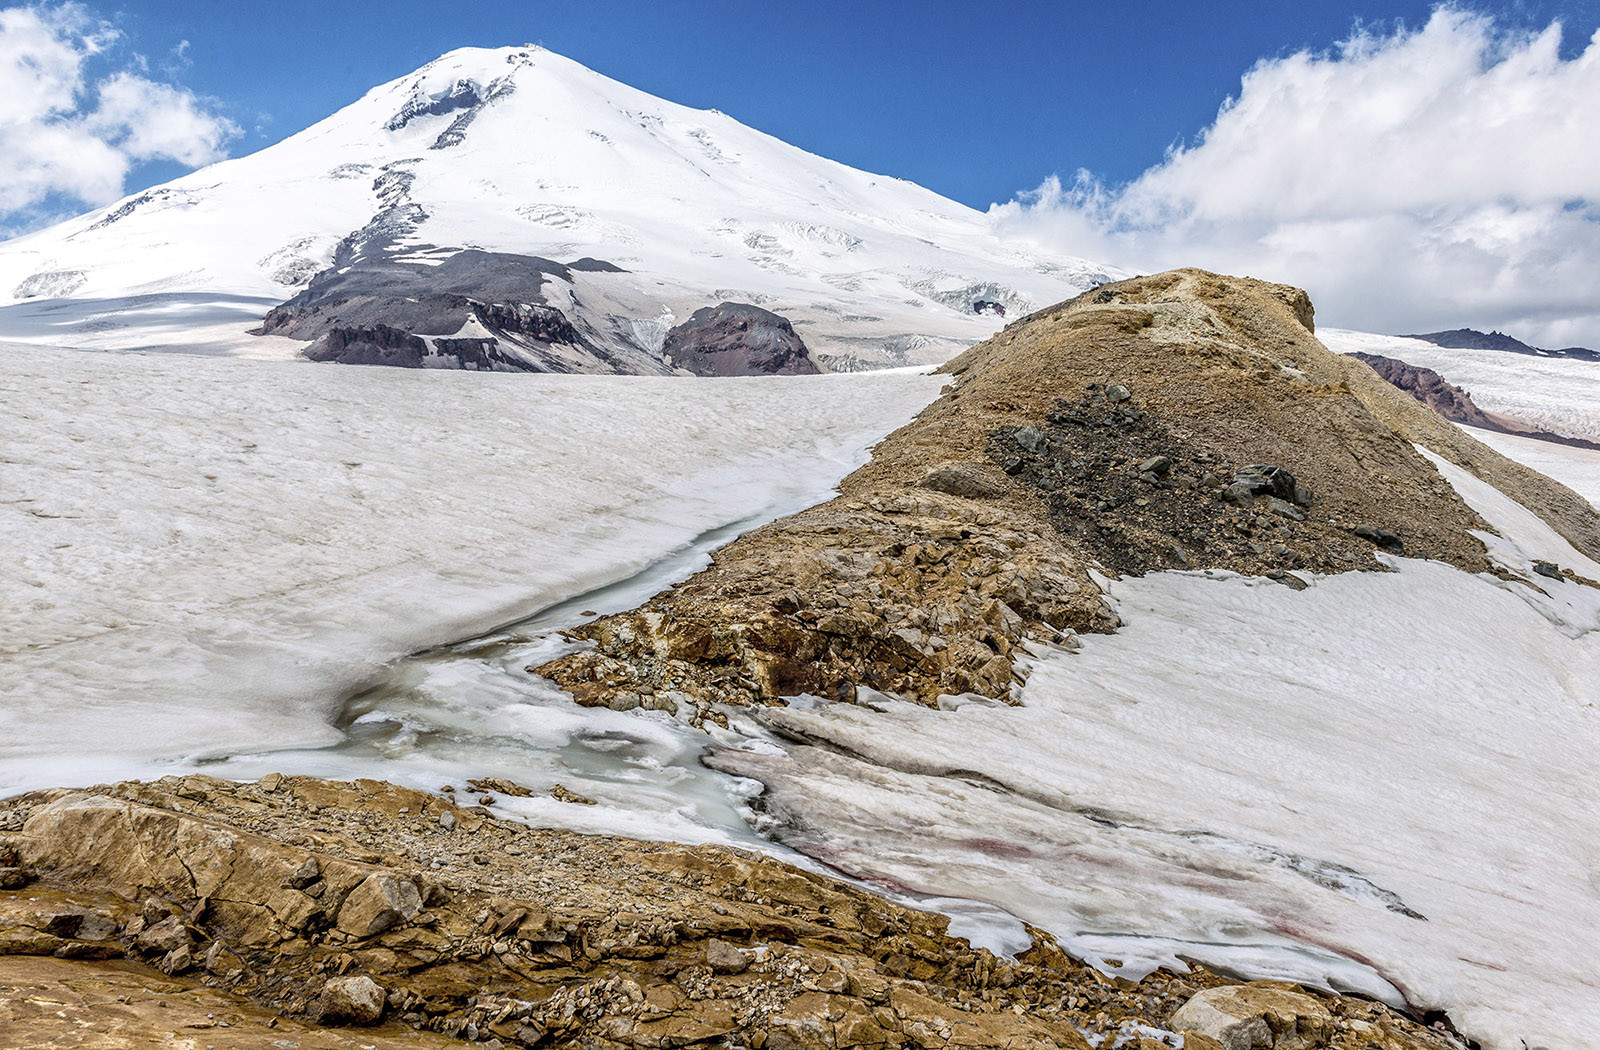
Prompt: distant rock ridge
<box><xmin>533</xmin><ymin>269</ymin><xmax>1600</xmax><ymax>720</ymax></box>
<box><xmin>1404</xmin><ymin>327</ymin><xmax>1600</xmax><ymax>362</ymax></box>
<box><xmin>1352</xmin><ymin>351</ymin><xmax>1600</xmax><ymax>451</ymax></box>
<box><xmin>258</xmin><ymin>248</ymin><xmax>632</xmax><ymax>373</ymax></box>
<box><xmin>662</xmin><ymin>302</ymin><xmax>821</xmax><ymax>376</ymax></box>
<box><xmin>260</xmin><ymin>253</ymin><xmax>823</xmax><ymax>376</ymax></box>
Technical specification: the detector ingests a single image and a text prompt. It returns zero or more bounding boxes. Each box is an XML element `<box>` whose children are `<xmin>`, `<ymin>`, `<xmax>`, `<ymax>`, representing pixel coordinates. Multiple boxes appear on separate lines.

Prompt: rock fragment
<box><xmin>1170</xmin><ymin>983</ymin><xmax>1332</xmax><ymax>1049</ymax></box>
<box><xmin>317</xmin><ymin>974</ymin><xmax>387</xmax><ymax>1025</ymax></box>
<box><xmin>282</xmin><ymin>855</ymin><xmax>320</xmax><ymax>889</ymax></box>
<box><xmin>1352</xmin><ymin>524</ymin><xmax>1404</xmax><ymax>552</ymax></box>
<box><xmin>703</xmin><ymin>937</ymin><xmax>749</xmax><ymax>974</ymax></box>
<box><xmin>336</xmin><ymin>872</ymin><xmax>422</xmax><ymax>938</ymax></box>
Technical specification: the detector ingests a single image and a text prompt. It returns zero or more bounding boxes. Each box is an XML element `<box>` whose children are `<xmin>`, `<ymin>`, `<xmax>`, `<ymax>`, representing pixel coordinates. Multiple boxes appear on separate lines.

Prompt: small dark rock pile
<box><xmin>988</xmin><ymin>384</ymin><xmax>1401</xmax><ymax>579</ymax></box>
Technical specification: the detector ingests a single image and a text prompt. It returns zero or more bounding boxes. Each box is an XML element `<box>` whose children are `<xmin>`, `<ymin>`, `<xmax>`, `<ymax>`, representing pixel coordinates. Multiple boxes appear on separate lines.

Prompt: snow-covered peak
<box><xmin>0</xmin><ymin>45</ymin><xmax>1118</xmax><ymax>367</ymax></box>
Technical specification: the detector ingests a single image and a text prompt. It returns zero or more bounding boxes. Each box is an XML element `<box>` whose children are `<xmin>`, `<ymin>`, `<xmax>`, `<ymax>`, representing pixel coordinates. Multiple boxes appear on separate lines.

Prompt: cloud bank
<box><xmin>0</xmin><ymin>3</ymin><xmax>238</xmax><ymax>234</ymax></box>
<box><xmin>993</xmin><ymin>8</ymin><xmax>1600</xmax><ymax>347</ymax></box>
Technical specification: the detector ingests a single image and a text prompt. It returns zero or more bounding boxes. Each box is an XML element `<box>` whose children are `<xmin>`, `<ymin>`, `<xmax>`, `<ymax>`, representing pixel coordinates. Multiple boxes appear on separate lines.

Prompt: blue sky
<box><xmin>94</xmin><ymin>0</ymin><xmax>1599</xmax><ymax>209</ymax></box>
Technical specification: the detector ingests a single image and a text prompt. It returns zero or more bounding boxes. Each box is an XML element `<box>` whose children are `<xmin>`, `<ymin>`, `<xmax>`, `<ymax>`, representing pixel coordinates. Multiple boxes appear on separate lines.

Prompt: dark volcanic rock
<box><xmin>663</xmin><ymin>302</ymin><xmax>821</xmax><ymax>376</ymax></box>
<box><xmin>1353</xmin><ymin>351</ymin><xmax>1600</xmax><ymax>450</ymax></box>
<box><xmin>1351</xmin><ymin>352</ymin><xmax>1496</xmax><ymax>428</ymax></box>
<box><xmin>257</xmin><ymin>248</ymin><xmax>660</xmax><ymax>374</ymax></box>
<box><xmin>385</xmin><ymin>79</ymin><xmax>482</xmax><ymax>131</ymax></box>
<box><xmin>1404</xmin><ymin>327</ymin><xmax>1600</xmax><ymax>362</ymax></box>
<box><xmin>306</xmin><ymin>325</ymin><xmax>428</xmax><ymax>367</ymax></box>
<box><xmin>261</xmin><ymin>250</ymin><xmax>572</xmax><ymax>337</ymax></box>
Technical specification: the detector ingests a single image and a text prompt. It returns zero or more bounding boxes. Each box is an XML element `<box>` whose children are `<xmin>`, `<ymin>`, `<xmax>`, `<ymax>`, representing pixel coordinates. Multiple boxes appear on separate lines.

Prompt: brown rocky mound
<box><xmin>0</xmin><ymin>774</ymin><xmax>1459</xmax><ymax>1050</ymax></box>
<box><xmin>534</xmin><ymin>269</ymin><xmax>1600</xmax><ymax>717</ymax></box>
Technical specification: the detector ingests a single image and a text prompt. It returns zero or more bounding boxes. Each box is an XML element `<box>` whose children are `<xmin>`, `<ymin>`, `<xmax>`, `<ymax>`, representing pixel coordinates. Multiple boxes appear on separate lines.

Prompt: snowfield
<box><xmin>1322</xmin><ymin>328</ymin><xmax>1600</xmax><ymax>444</ymax></box>
<box><xmin>4</xmin><ymin>336</ymin><xmax>1600</xmax><ymax>1049</ymax></box>
<box><xmin>716</xmin><ymin>450</ymin><xmax>1600</xmax><ymax>1050</ymax></box>
<box><xmin>0</xmin><ymin>343</ymin><xmax>943</xmax><ymax>792</ymax></box>
<box><xmin>1472</xmin><ymin>428</ymin><xmax>1600</xmax><ymax>509</ymax></box>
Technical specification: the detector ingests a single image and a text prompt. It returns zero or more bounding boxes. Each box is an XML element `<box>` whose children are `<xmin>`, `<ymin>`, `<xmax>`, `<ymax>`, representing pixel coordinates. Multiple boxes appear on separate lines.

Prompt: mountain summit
<box><xmin>0</xmin><ymin>46</ymin><xmax>1114</xmax><ymax>369</ymax></box>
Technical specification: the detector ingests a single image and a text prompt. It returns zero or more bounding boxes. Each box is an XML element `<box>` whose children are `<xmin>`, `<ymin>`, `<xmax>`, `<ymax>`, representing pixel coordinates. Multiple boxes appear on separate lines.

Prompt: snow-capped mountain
<box><xmin>0</xmin><ymin>46</ymin><xmax>1116</xmax><ymax>370</ymax></box>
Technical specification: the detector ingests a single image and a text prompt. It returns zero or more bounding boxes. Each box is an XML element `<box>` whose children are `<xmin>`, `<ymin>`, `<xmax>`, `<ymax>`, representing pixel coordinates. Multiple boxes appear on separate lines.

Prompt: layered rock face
<box><xmin>535</xmin><ymin>269</ymin><xmax>1600</xmax><ymax>717</ymax></box>
<box><xmin>1347</xmin><ymin>352</ymin><xmax>1494</xmax><ymax>428</ymax></box>
<box><xmin>0</xmin><ymin>775</ymin><xmax>1461</xmax><ymax>1049</ymax></box>
<box><xmin>662</xmin><ymin>302</ymin><xmax>822</xmax><ymax>377</ymax></box>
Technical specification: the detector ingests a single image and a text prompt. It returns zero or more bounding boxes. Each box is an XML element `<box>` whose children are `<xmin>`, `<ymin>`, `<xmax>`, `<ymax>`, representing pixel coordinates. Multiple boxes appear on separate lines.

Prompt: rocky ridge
<box><xmin>1351</xmin><ymin>350</ymin><xmax>1600</xmax><ymax>451</ymax></box>
<box><xmin>0</xmin><ymin>774</ymin><xmax>1464</xmax><ymax>1050</ymax></box>
<box><xmin>534</xmin><ymin>269</ymin><xmax>1600</xmax><ymax>717</ymax></box>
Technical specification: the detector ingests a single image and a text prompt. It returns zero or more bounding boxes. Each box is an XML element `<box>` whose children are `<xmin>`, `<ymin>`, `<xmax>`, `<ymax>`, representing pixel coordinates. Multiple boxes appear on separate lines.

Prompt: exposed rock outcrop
<box><xmin>1346</xmin><ymin>352</ymin><xmax>1495</xmax><ymax>429</ymax></box>
<box><xmin>1405</xmin><ymin>327</ymin><xmax>1600</xmax><ymax>362</ymax></box>
<box><xmin>662</xmin><ymin>302</ymin><xmax>822</xmax><ymax>376</ymax></box>
<box><xmin>259</xmin><ymin>248</ymin><xmax>660</xmax><ymax>374</ymax></box>
<box><xmin>305</xmin><ymin>323</ymin><xmax>429</xmax><ymax>367</ymax></box>
<box><xmin>1352</xmin><ymin>351</ymin><xmax>1600</xmax><ymax>451</ymax></box>
<box><xmin>0</xmin><ymin>775</ymin><xmax>1461</xmax><ymax>1049</ymax></box>
<box><xmin>533</xmin><ymin>269</ymin><xmax>1600</xmax><ymax>716</ymax></box>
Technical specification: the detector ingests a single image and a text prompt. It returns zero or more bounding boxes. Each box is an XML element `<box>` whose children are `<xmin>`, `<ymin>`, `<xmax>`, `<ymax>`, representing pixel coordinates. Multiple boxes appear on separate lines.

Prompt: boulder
<box><xmin>1353</xmin><ymin>524</ymin><xmax>1405</xmax><ymax>553</ymax></box>
<box><xmin>1170</xmin><ymin>984</ymin><xmax>1332</xmax><ymax>1050</ymax></box>
<box><xmin>662</xmin><ymin>302</ymin><xmax>821</xmax><ymax>376</ymax></box>
<box><xmin>920</xmin><ymin>465</ymin><xmax>1009</xmax><ymax>500</ymax></box>
<box><xmin>336</xmin><ymin>872</ymin><xmax>422</xmax><ymax>938</ymax></box>
<box><xmin>703</xmin><ymin>937</ymin><xmax>749</xmax><ymax>974</ymax></box>
<box><xmin>317</xmin><ymin>974</ymin><xmax>387</xmax><ymax>1025</ymax></box>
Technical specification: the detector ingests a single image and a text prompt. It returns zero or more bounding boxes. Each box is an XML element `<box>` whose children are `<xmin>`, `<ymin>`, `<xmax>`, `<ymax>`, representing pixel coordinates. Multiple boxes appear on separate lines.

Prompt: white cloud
<box><xmin>0</xmin><ymin>3</ymin><xmax>238</xmax><ymax>231</ymax></box>
<box><xmin>992</xmin><ymin>8</ymin><xmax>1600</xmax><ymax>348</ymax></box>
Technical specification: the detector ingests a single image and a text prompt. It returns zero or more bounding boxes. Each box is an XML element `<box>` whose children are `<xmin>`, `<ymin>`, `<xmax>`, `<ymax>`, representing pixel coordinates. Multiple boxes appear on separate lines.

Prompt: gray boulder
<box><xmin>317</xmin><ymin>974</ymin><xmax>387</xmax><ymax>1025</ymax></box>
<box><xmin>662</xmin><ymin>302</ymin><xmax>820</xmax><ymax>376</ymax></box>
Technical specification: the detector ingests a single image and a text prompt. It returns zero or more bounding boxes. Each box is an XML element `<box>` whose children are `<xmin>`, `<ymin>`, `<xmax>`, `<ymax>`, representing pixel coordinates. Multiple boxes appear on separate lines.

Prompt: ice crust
<box><xmin>0</xmin><ymin>343</ymin><xmax>943</xmax><ymax>792</ymax></box>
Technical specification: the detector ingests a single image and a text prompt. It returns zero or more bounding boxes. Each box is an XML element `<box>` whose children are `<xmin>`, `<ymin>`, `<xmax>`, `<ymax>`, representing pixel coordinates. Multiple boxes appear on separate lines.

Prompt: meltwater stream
<box><xmin>179</xmin><ymin>506</ymin><xmax>1037</xmax><ymax>957</ymax></box>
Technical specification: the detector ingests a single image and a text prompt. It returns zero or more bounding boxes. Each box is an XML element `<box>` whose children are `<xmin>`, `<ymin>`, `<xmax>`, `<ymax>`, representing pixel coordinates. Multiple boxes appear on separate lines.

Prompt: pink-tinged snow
<box><xmin>1321</xmin><ymin>328</ymin><xmax>1600</xmax><ymax>444</ymax></box>
<box><xmin>714</xmin><ymin>448</ymin><xmax>1600</xmax><ymax>1050</ymax></box>
<box><xmin>0</xmin><ymin>343</ymin><xmax>943</xmax><ymax>793</ymax></box>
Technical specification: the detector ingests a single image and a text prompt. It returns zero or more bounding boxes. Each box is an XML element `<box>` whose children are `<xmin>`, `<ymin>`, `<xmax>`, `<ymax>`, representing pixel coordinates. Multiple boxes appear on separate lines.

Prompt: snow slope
<box><xmin>0</xmin><ymin>46</ymin><xmax>1115</xmax><ymax>368</ymax></box>
<box><xmin>1323</xmin><ymin>328</ymin><xmax>1600</xmax><ymax>444</ymax></box>
<box><xmin>714</xmin><ymin>461</ymin><xmax>1600</xmax><ymax>1050</ymax></box>
<box><xmin>0</xmin><ymin>341</ymin><xmax>944</xmax><ymax>792</ymax></box>
<box><xmin>1472</xmin><ymin>428</ymin><xmax>1600</xmax><ymax>509</ymax></box>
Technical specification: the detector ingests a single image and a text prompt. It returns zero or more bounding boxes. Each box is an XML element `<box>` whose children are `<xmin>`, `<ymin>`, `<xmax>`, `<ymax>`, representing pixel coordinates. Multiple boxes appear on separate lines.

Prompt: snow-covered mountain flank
<box><xmin>0</xmin><ymin>46</ymin><xmax>1114</xmax><ymax>370</ymax></box>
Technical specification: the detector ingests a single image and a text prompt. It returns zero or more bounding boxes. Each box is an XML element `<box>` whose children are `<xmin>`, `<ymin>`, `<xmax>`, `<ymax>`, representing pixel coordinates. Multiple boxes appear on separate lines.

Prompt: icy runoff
<box><xmin>0</xmin><ymin>342</ymin><xmax>945</xmax><ymax>794</ymax></box>
<box><xmin>0</xmin><ymin>46</ymin><xmax>1113</xmax><ymax>368</ymax></box>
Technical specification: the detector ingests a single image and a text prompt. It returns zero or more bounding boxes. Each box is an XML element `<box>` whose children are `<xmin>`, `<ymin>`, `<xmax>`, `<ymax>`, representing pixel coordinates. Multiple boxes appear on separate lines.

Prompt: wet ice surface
<box><xmin>0</xmin><ymin>343</ymin><xmax>944</xmax><ymax>792</ymax></box>
<box><xmin>195</xmin><ymin>530</ymin><xmax>1034</xmax><ymax>957</ymax></box>
<box><xmin>713</xmin><ymin>456</ymin><xmax>1600</xmax><ymax>1050</ymax></box>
